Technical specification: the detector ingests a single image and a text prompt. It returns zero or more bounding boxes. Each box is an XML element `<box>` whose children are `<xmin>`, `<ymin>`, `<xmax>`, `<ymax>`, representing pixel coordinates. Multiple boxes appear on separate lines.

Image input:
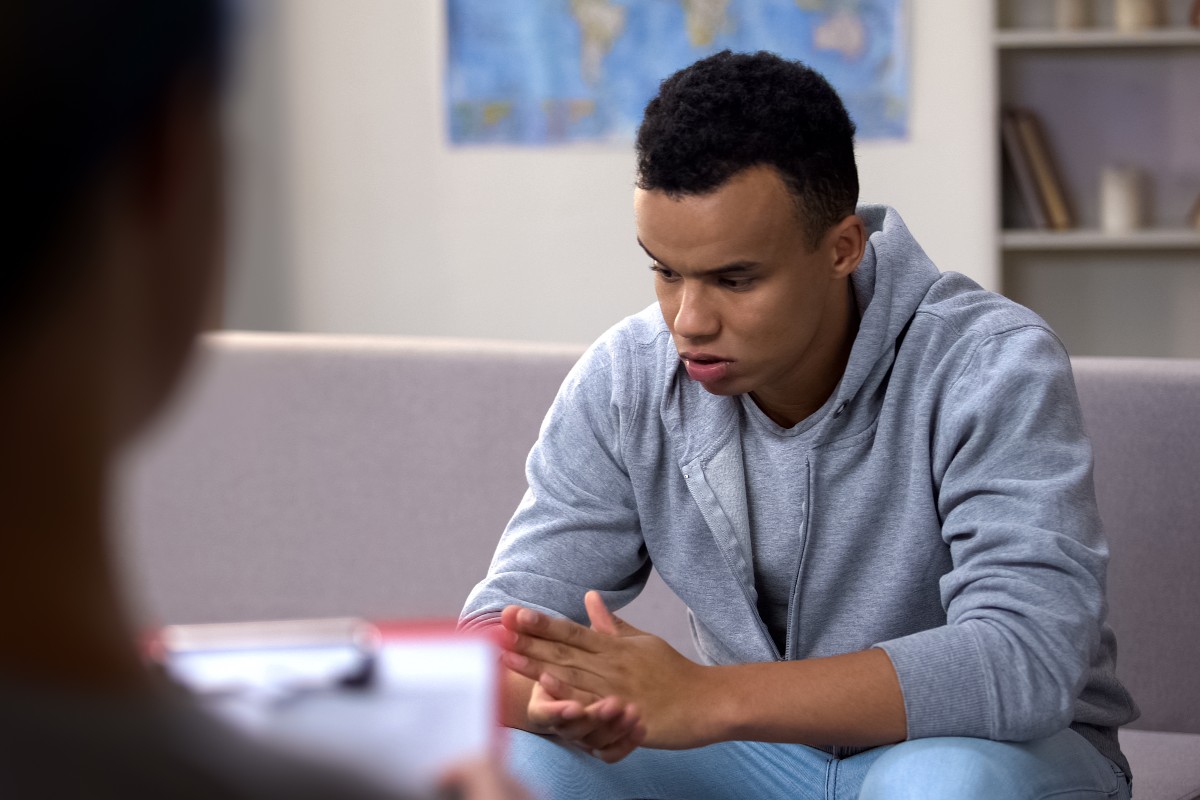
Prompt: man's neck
<box><xmin>752</xmin><ymin>279</ymin><xmax>860</xmax><ymax>429</ymax></box>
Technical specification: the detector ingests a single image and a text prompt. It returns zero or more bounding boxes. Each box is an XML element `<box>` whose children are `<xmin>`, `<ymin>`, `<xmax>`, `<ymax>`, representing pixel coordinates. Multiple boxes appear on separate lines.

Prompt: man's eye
<box><xmin>650</xmin><ymin>264</ymin><xmax>678</xmax><ymax>281</ymax></box>
<box><xmin>720</xmin><ymin>278</ymin><xmax>754</xmax><ymax>290</ymax></box>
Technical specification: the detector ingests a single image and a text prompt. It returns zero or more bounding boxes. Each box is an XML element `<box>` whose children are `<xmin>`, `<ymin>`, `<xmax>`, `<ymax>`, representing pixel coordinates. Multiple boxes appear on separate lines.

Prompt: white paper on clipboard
<box><xmin>161</xmin><ymin>620</ymin><xmax>499</xmax><ymax>794</ymax></box>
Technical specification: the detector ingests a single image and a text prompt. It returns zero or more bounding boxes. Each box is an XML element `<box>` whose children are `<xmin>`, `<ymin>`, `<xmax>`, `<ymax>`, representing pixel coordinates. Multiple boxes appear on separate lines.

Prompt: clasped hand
<box><xmin>499</xmin><ymin>591</ymin><xmax>710</xmax><ymax>763</ymax></box>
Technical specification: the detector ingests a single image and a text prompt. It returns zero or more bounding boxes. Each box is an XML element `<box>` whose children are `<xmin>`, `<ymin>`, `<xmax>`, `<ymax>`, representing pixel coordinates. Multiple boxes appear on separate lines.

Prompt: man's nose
<box><xmin>673</xmin><ymin>283</ymin><xmax>719</xmax><ymax>340</ymax></box>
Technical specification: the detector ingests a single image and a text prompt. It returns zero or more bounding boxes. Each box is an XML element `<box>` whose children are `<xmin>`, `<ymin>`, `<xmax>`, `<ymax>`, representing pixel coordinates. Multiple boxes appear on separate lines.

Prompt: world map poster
<box><xmin>446</xmin><ymin>0</ymin><xmax>909</xmax><ymax>146</ymax></box>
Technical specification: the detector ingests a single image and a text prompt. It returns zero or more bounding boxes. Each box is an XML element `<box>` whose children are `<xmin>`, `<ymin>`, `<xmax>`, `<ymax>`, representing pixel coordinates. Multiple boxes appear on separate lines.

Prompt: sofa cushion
<box><xmin>1120</xmin><ymin>729</ymin><xmax>1200</xmax><ymax>800</ymax></box>
<box><xmin>1072</xmin><ymin>358</ymin><xmax>1200</xmax><ymax>736</ymax></box>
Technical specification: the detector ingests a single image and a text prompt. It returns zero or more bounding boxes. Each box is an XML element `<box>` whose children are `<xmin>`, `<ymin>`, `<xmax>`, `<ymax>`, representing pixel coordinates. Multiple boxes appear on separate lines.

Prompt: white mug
<box><xmin>1055</xmin><ymin>0</ymin><xmax>1092</xmax><ymax>29</ymax></box>
<box><xmin>1114</xmin><ymin>0</ymin><xmax>1164</xmax><ymax>32</ymax></box>
<box><xmin>1100</xmin><ymin>166</ymin><xmax>1146</xmax><ymax>233</ymax></box>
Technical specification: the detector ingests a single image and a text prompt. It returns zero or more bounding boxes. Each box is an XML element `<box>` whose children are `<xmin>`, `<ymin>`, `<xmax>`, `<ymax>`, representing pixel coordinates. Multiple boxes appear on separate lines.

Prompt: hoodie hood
<box><xmin>826</xmin><ymin>204</ymin><xmax>942</xmax><ymax>428</ymax></box>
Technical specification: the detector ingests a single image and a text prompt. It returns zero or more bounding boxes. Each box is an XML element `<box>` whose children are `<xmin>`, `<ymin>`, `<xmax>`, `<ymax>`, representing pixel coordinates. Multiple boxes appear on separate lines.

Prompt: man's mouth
<box><xmin>680</xmin><ymin>353</ymin><xmax>731</xmax><ymax>384</ymax></box>
<box><xmin>680</xmin><ymin>351</ymin><xmax>728</xmax><ymax>364</ymax></box>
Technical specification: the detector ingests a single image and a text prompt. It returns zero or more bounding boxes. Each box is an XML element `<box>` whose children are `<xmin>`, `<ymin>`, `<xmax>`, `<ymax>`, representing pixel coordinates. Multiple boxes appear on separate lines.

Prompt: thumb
<box><xmin>584</xmin><ymin>590</ymin><xmax>641</xmax><ymax>637</ymax></box>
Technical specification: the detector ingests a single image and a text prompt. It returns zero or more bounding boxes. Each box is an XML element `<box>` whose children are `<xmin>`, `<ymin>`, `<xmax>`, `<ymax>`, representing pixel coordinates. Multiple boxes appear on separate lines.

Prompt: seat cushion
<box><xmin>1121</xmin><ymin>729</ymin><xmax>1200</xmax><ymax>800</ymax></box>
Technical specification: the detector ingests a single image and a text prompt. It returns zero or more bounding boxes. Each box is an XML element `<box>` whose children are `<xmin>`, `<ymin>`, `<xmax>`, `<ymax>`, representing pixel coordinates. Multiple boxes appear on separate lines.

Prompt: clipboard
<box><xmin>153</xmin><ymin>617</ymin><xmax>501</xmax><ymax>793</ymax></box>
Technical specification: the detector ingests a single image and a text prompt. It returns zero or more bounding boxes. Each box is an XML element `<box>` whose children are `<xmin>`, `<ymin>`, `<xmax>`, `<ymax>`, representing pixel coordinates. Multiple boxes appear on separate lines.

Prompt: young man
<box><xmin>461</xmin><ymin>51</ymin><xmax>1138</xmax><ymax>799</ymax></box>
<box><xmin>0</xmin><ymin>2</ymin><xmax>524</xmax><ymax>797</ymax></box>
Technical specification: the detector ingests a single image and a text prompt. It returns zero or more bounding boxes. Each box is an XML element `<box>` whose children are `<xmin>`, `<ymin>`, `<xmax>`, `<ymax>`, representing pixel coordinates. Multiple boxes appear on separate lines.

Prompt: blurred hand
<box><xmin>437</xmin><ymin>758</ymin><xmax>530</xmax><ymax>800</ymax></box>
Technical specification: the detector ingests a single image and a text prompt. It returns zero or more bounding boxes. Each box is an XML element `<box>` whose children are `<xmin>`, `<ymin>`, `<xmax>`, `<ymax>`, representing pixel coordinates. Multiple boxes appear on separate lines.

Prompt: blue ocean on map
<box><xmin>446</xmin><ymin>0</ymin><xmax>908</xmax><ymax>145</ymax></box>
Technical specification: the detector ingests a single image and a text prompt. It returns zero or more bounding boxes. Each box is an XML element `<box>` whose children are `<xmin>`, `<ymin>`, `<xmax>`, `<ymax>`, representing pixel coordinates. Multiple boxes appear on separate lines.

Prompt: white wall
<box><xmin>858</xmin><ymin>3</ymin><xmax>996</xmax><ymax>287</ymax></box>
<box><xmin>228</xmin><ymin>1</ymin><xmax>995</xmax><ymax>346</ymax></box>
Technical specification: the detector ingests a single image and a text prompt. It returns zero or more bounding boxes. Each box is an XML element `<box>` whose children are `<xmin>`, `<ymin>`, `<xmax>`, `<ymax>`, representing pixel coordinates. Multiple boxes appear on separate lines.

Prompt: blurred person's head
<box><xmin>0</xmin><ymin>11</ymin><xmax>532</xmax><ymax>798</ymax></box>
<box><xmin>1</xmin><ymin>0</ymin><xmax>227</xmax><ymax>446</ymax></box>
<box><xmin>0</xmin><ymin>0</ymin><xmax>227</xmax><ymax>686</ymax></box>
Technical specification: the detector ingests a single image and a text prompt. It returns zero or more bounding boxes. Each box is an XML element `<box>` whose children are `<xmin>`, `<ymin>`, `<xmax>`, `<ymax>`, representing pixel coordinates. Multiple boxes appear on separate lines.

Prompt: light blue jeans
<box><xmin>505</xmin><ymin>727</ymin><xmax>1130</xmax><ymax>800</ymax></box>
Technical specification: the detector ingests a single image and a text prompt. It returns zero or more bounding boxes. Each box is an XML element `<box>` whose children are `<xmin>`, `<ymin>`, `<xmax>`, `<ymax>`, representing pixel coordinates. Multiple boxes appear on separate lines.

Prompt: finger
<box><xmin>546</xmin><ymin>712</ymin><xmax>602</xmax><ymax>744</ymax></box>
<box><xmin>549</xmin><ymin>699</ymin><xmax>624</xmax><ymax>745</ymax></box>
<box><xmin>501</xmin><ymin>633</ymin><xmax>624</xmax><ymax>700</ymax></box>
<box><xmin>584</xmin><ymin>695</ymin><xmax>627</xmax><ymax>725</ymax></box>
<box><xmin>499</xmin><ymin>649</ymin><xmax>543</xmax><ymax>683</ymax></box>
<box><xmin>500</xmin><ymin>649</ymin><xmax>611</xmax><ymax>699</ymax></box>
<box><xmin>499</xmin><ymin>605</ymin><xmax>529</xmax><ymax>633</ymax></box>
<box><xmin>539</xmin><ymin>671</ymin><xmax>601</xmax><ymax>706</ymax></box>
<box><xmin>584</xmin><ymin>590</ymin><xmax>644</xmax><ymax>638</ymax></box>
<box><xmin>506</xmin><ymin>606</ymin><xmax>607</xmax><ymax>654</ymax></box>
<box><xmin>504</xmin><ymin>629</ymin><xmax>605</xmax><ymax>674</ymax></box>
<box><xmin>529</xmin><ymin>697</ymin><xmax>586</xmax><ymax>729</ymax></box>
<box><xmin>527</xmin><ymin>680</ymin><xmax>587</xmax><ymax>729</ymax></box>
<box><xmin>543</xmin><ymin>663</ymin><xmax>613</xmax><ymax>698</ymax></box>
<box><xmin>591</xmin><ymin>720</ymin><xmax>647</xmax><ymax>764</ymax></box>
<box><xmin>584</xmin><ymin>591</ymin><xmax>619</xmax><ymax>636</ymax></box>
<box><xmin>546</xmin><ymin>695</ymin><xmax>624</xmax><ymax>741</ymax></box>
<box><xmin>579</xmin><ymin>698</ymin><xmax>640</xmax><ymax>753</ymax></box>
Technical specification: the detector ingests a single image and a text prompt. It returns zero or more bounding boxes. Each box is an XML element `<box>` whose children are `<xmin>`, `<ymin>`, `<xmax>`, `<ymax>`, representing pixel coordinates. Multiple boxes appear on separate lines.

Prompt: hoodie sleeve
<box><xmin>876</xmin><ymin>325</ymin><xmax>1107</xmax><ymax>742</ymax></box>
<box><xmin>458</xmin><ymin>335</ymin><xmax>649</xmax><ymax>631</ymax></box>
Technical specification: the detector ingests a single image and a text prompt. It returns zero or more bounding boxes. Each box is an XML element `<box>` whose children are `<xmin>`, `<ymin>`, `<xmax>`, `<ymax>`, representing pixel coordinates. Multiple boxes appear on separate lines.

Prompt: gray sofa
<box><xmin>120</xmin><ymin>332</ymin><xmax>1200</xmax><ymax>799</ymax></box>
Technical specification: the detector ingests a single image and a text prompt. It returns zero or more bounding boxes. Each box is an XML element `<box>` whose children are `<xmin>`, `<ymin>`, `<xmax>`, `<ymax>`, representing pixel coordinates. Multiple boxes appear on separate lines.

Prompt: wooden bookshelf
<box><xmin>994</xmin><ymin>0</ymin><xmax>1200</xmax><ymax>357</ymax></box>
<box><xmin>995</xmin><ymin>28</ymin><xmax>1200</xmax><ymax>49</ymax></box>
<box><xmin>1001</xmin><ymin>228</ymin><xmax>1200</xmax><ymax>251</ymax></box>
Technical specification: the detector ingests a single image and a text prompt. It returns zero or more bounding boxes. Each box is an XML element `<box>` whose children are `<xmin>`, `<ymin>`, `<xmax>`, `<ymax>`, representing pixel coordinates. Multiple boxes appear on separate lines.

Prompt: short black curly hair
<box><xmin>636</xmin><ymin>50</ymin><xmax>858</xmax><ymax>248</ymax></box>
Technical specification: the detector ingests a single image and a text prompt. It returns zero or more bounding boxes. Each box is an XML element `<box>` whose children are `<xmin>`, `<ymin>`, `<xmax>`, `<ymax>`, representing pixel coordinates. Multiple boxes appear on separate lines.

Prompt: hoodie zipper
<box><xmin>783</xmin><ymin>456</ymin><xmax>814</xmax><ymax>662</ymax></box>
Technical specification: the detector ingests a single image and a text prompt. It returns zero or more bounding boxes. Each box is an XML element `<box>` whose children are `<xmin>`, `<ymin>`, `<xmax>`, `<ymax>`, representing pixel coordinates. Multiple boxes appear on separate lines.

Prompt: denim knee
<box><xmin>506</xmin><ymin>729</ymin><xmax>599</xmax><ymax>799</ymax></box>
<box><xmin>858</xmin><ymin>738</ymin><xmax>1019</xmax><ymax>800</ymax></box>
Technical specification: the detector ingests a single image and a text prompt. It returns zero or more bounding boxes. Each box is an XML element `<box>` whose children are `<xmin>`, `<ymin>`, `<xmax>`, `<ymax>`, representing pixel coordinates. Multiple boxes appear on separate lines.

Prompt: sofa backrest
<box><xmin>1072</xmin><ymin>358</ymin><xmax>1200</xmax><ymax>735</ymax></box>
<box><xmin>119</xmin><ymin>332</ymin><xmax>697</xmax><ymax>656</ymax></box>
<box><xmin>120</xmin><ymin>335</ymin><xmax>1200</xmax><ymax>734</ymax></box>
<box><xmin>121</xmin><ymin>332</ymin><xmax>580</xmax><ymax>624</ymax></box>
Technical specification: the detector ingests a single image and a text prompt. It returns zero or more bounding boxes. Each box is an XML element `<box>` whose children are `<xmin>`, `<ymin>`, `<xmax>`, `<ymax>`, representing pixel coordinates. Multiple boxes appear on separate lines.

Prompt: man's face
<box><xmin>635</xmin><ymin>165</ymin><xmax>856</xmax><ymax>415</ymax></box>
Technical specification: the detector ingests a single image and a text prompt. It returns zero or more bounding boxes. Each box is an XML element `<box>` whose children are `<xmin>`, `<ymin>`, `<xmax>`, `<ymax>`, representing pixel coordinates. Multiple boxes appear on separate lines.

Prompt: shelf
<box><xmin>995</xmin><ymin>28</ymin><xmax>1200</xmax><ymax>49</ymax></box>
<box><xmin>1001</xmin><ymin>228</ymin><xmax>1200</xmax><ymax>251</ymax></box>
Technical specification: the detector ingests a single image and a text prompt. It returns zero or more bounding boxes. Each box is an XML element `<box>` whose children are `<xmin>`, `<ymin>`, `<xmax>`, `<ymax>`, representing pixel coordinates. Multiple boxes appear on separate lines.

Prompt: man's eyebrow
<box><xmin>638</xmin><ymin>239</ymin><xmax>760</xmax><ymax>276</ymax></box>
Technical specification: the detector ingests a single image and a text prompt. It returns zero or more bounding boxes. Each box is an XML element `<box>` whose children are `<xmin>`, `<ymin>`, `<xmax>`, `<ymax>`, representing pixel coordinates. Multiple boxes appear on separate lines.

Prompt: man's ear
<box><xmin>122</xmin><ymin>71</ymin><xmax>223</xmax><ymax>323</ymax></box>
<box><xmin>104</xmin><ymin>73</ymin><xmax>224</xmax><ymax>439</ymax></box>
<box><xmin>826</xmin><ymin>214</ymin><xmax>866</xmax><ymax>280</ymax></box>
<box><xmin>125</xmin><ymin>75</ymin><xmax>210</xmax><ymax>240</ymax></box>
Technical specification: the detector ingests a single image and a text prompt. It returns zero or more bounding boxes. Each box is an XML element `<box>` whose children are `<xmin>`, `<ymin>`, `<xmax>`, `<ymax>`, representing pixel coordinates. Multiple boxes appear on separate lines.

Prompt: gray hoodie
<box><xmin>461</xmin><ymin>205</ymin><xmax>1137</xmax><ymax>775</ymax></box>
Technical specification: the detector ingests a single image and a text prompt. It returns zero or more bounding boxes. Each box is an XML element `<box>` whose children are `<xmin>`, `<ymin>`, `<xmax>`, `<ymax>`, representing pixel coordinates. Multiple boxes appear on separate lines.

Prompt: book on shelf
<box><xmin>1011</xmin><ymin>107</ymin><xmax>1074</xmax><ymax>230</ymax></box>
<box><xmin>1000</xmin><ymin>108</ymin><xmax>1048</xmax><ymax>229</ymax></box>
